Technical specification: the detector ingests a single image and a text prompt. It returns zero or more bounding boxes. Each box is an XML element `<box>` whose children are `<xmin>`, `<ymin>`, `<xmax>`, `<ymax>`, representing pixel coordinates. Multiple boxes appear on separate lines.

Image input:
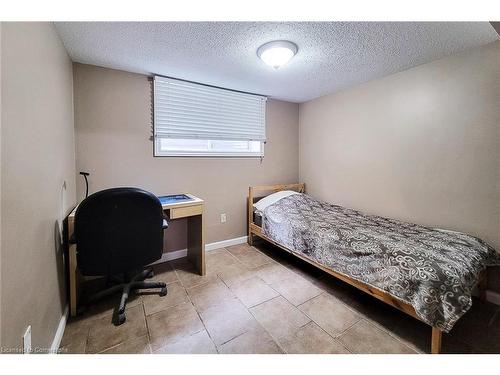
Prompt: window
<box><xmin>153</xmin><ymin>76</ymin><xmax>266</xmax><ymax>157</ymax></box>
<box><xmin>157</xmin><ymin>139</ymin><xmax>263</xmax><ymax>157</ymax></box>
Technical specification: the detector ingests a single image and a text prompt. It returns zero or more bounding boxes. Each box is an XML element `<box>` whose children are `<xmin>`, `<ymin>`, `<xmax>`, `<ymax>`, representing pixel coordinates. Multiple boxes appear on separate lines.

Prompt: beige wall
<box><xmin>73</xmin><ymin>63</ymin><xmax>299</xmax><ymax>248</ymax></box>
<box><xmin>299</xmin><ymin>41</ymin><xmax>500</xmax><ymax>290</ymax></box>
<box><xmin>1</xmin><ymin>23</ymin><xmax>76</xmax><ymax>351</ymax></box>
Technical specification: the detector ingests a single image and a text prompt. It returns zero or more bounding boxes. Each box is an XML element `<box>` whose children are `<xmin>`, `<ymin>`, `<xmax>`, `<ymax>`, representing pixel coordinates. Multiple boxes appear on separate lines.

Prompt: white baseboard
<box><xmin>153</xmin><ymin>236</ymin><xmax>248</xmax><ymax>263</ymax></box>
<box><xmin>50</xmin><ymin>304</ymin><xmax>68</xmax><ymax>354</ymax></box>
<box><xmin>152</xmin><ymin>236</ymin><xmax>248</xmax><ymax>264</ymax></box>
<box><xmin>150</xmin><ymin>248</ymin><xmax>188</xmax><ymax>265</ymax></box>
<box><xmin>486</xmin><ymin>290</ymin><xmax>500</xmax><ymax>305</ymax></box>
<box><xmin>205</xmin><ymin>236</ymin><xmax>248</xmax><ymax>251</ymax></box>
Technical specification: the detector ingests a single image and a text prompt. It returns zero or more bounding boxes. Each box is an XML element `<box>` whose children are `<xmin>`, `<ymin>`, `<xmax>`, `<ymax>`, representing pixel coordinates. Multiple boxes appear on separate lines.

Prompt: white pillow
<box><xmin>253</xmin><ymin>190</ymin><xmax>300</xmax><ymax>212</ymax></box>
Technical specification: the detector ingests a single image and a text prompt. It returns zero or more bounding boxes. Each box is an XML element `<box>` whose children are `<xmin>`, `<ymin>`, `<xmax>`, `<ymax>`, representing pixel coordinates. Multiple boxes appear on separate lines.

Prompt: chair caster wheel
<box><xmin>117</xmin><ymin>312</ymin><xmax>126</xmax><ymax>325</ymax></box>
<box><xmin>159</xmin><ymin>287</ymin><xmax>168</xmax><ymax>297</ymax></box>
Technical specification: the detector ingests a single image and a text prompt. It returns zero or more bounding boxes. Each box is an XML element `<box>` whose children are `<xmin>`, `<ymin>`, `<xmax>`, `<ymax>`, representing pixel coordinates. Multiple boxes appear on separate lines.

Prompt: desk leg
<box><xmin>187</xmin><ymin>214</ymin><xmax>205</xmax><ymax>276</ymax></box>
<box><xmin>69</xmin><ymin>243</ymin><xmax>78</xmax><ymax>317</ymax></box>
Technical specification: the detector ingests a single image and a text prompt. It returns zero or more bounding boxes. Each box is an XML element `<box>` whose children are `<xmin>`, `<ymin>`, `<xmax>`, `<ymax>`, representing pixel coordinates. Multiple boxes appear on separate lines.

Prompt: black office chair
<box><xmin>70</xmin><ymin>187</ymin><xmax>168</xmax><ymax>325</ymax></box>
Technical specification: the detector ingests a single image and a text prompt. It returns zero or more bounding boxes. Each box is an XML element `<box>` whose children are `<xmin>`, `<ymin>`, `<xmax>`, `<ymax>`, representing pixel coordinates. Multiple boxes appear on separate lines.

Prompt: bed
<box><xmin>247</xmin><ymin>183</ymin><xmax>500</xmax><ymax>354</ymax></box>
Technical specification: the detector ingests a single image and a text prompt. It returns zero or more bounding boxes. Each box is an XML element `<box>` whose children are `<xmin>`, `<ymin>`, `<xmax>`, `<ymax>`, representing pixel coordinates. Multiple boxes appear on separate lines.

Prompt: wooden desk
<box><xmin>67</xmin><ymin>193</ymin><xmax>205</xmax><ymax>317</ymax></box>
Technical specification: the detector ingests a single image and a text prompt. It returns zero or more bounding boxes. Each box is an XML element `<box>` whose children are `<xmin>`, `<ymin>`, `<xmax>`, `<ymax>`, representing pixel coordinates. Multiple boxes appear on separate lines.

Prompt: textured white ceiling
<box><xmin>55</xmin><ymin>22</ymin><xmax>498</xmax><ymax>103</ymax></box>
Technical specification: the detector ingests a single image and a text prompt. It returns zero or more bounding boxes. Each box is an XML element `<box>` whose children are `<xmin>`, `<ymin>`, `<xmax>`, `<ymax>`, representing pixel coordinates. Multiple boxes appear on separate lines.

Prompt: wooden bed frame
<box><xmin>248</xmin><ymin>183</ymin><xmax>488</xmax><ymax>354</ymax></box>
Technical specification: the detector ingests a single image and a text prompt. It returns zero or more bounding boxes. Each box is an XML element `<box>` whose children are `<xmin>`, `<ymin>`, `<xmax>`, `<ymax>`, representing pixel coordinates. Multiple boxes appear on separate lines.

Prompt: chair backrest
<box><xmin>74</xmin><ymin>187</ymin><xmax>164</xmax><ymax>276</ymax></box>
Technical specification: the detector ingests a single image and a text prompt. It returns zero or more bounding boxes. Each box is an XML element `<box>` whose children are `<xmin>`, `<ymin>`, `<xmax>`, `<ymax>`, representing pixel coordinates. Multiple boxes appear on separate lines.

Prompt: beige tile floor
<box><xmin>60</xmin><ymin>240</ymin><xmax>500</xmax><ymax>354</ymax></box>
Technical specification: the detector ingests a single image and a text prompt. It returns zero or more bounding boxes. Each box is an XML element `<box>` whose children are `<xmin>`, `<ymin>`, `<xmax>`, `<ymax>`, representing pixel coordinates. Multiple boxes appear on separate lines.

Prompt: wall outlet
<box><xmin>23</xmin><ymin>325</ymin><xmax>32</xmax><ymax>354</ymax></box>
<box><xmin>220</xmin><ymin>213</ymin><xmax>227</xmax><ymax>223</ymax></box>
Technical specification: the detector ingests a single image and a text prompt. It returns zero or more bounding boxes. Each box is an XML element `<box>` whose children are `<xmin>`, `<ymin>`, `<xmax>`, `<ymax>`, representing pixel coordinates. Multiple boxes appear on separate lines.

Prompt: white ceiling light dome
<box><xmin>257</xmin><ymin>40</ymin><xmax>298</xmax><ymax>69</ymax></box>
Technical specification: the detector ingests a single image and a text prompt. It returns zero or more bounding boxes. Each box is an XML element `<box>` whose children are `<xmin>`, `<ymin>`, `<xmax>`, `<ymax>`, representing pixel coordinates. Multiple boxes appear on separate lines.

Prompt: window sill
<box><xmin>154</xmin><ymin>152</ymin><xmax>264</xmax><ymax>158</ymax></box>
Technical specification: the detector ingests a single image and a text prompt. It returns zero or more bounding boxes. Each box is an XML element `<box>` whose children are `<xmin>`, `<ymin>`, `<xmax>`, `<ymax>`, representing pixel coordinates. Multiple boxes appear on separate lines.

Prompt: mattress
<box><xmin>261</xmin><ymin>193</ymin><xmax>500</xmax><ymax>332</ymax></box>
<box><xmin>253</xmin><ymin>210</ymin><xmax>263</xmax><ymax>227</ymax></box>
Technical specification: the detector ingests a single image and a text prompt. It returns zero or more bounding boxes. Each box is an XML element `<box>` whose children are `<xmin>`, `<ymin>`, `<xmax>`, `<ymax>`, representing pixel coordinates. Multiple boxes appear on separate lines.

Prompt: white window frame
<box><xmin>154</xmin><ymin>138</ymin><xmax>265</xmax><ymax>158</ymax></box>
<box><xmin>153</xmin><ymin>76</ymin><xmax>266</xmax><ymax>158</ymax></box>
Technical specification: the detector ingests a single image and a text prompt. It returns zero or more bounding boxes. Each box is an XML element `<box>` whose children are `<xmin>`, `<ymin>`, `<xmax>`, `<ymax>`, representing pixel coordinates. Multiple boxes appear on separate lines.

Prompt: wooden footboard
<box><xmin>247</xmin><ymin>183</ymin><xmax>446</xmax><ymax>354</ymax></box>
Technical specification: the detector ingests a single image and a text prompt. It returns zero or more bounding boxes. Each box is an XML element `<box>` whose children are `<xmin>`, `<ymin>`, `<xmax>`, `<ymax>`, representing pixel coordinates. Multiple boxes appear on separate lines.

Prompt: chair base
<box><xmin>82</xmin><ymin>268</ymin><xmax>167</xmax><ymax>325</ymax></box>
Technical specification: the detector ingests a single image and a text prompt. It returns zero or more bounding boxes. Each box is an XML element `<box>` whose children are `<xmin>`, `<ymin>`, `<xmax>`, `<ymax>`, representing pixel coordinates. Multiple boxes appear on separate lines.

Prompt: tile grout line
<box><xmin>217</xmin><ymin>247</ymin><xmax>282</xmax><ymax>302</ymax></box>
<box><xmin>301</xmin><ymin>320</ymin><xmax>353</xmax><ymax>354</ymax></box>
<box><xmin>211</xmin><ymin>273</ymin><xmax>281</xmax><ymax>352</ymax></box>
<box><xmin>229</xmin><ymin>243</ymin><xmax>320</xmax><ymax>288</ymax></box>
<box><xmin>351</xmin><ymin>312</ymin><xmax>421</xmax><ymax>353</ymax></box>
<box><xmin>335</xmin><ymin>319</ymin><xmax>384</xmax><ymax>355</ymax></box>
<box><xmin>286</xmin><ymin>262</ymin><xmax>422</xmax><ymax>353</ymax></box>
<box><xmin>174</xmin><ymin>249</ymin><xmax>275</xmax><ymax>353</ymax></box>
<box><xmin>246</xmin><ymin>294</ymin><xmax>282</xmax><ymax>310</ymax></box>
<box><xmin>216</xmin><ymin>330</ymin><xmax>248</xmax><ymax>348</ymax></box>
<box><xmin>97</xmin><ymin>334</ymin><xmax>150</xmax><ymax>354</ymax></box>
<box><xmin>254</xmin><ymin>244</ymin><xmax>428</xmax><ymax>353</ymax></box>
<box><xmin>245</xmin><ymin>296</ymin><xmax>289</xmax><ymax>354</ymax></box>
<box><xmin>83</xmin><ymin>323</ymin><xmax>91</xmax><ymax>354</ymax></box>
<box><xmin>226</xmin><ymin>244</ymin><xmax>277</xmax><ymax>270</ymax></box>
<box><xmin>224</xmin><ymin>245</ymin><xmax>254</xmax><ymax>269</ymax></box>
<box><xmin>146</xmin><ymin>263</ymin><xmax>218</xmax><ymax>353</ymax></box>
<box><xmin>251</xmin><ymin>245</ymin><xmax>402</xmax><ymax>354</ymax></box>
<box><xmin>67</xmin><ymin>244</ymin><xmax>421</xmax><ymax>354</ymax></box>
<box><xmin>294</xmin><ymin>292</ymin><xmax>364</xmax><ymax>340</ymax></box>
<box><xmin>333</xmin><ymin>317</ymin><xmax>362</xmax><ymax>339</ymax></box>
<box><xmin>354</xmin><ymin>318</ymin><xmax>418</xmax><ymax>354</ymax></box>
<box><xmin>226</xmin><ymin>245</ymin><xmax>338</xmax><ymax>353</ymax></box>
<box><xmin>87</xmin><ymin>302</ymin><xmax>148</xmax><ymax>354</ymax></box>
<box><xmin>184</xmin><ymin>276</ymin><xmax>221</xmax><ymax>354</ymax></box>
<box><xmin>268</xmin><ymin>278</ymin><xmax>322</xmax><ymax>309</ymax></box>
<box><xmin>70</xmin><ymin>243</ymin><xmax>403</xmax><ymax>354</ymax></box>
<box><xmin>170</xmin><ymin>252</ymin><xmax>363</xmax><ymax>354</ymax></box>
<box><xmin>141</xmin><ymin>301</ymin><xmax>154</xmax><ymax>354</ymax></box>
<box><xmin>234</xmin><ymin>245</ymin><xmax>327</xmax><ymax>309</ymax></box>
<box><xmin>292</xmin><ymin>293</ymin><xmax>354</xmax><ymax>353</ymax></box>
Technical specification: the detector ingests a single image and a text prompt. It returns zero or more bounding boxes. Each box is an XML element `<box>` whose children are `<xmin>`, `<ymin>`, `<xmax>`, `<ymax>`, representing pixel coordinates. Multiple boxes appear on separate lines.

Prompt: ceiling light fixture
<box><xmin>257</xmin><ymin>40</ymin><xmax>298</xmax><ymax>69</ymax></box>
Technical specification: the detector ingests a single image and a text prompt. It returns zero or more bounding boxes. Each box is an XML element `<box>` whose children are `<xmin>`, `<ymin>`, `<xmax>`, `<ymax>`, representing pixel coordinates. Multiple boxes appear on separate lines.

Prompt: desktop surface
<box><xmin>158</xmin><ymin>194</ymin><xmax>193</xmax><ymax>205</ymax></box>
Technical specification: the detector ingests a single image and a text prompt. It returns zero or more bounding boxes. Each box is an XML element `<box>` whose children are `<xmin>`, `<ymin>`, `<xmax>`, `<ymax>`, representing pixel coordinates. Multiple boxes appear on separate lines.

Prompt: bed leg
<box><xmin>431</xmin><ymin>328</ymin><xmax>442</xmax><ymax>354</ymax></box>
<box><xmin>479</xmin><ymin>270</ymin><xmax>488</xmax><ymax>302</ymax></box>
<box><xmin>247</xmin><ymin>188</ymin><xmax>254</xmax><ymax>247</ymax></box>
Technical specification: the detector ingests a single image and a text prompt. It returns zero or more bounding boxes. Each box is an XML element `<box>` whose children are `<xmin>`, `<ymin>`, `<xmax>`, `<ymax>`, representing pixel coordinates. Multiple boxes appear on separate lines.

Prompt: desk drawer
<box><xmin>170</xmin><ymin>204</ymin><xmax>203</xmax><ymax>219</ymax></box>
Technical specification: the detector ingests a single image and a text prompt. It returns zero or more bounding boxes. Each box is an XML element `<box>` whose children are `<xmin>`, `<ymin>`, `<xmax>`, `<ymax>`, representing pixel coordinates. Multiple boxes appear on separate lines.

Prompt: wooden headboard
<box><xmin>247</xmin><ymin>183</ymin><xmax>305</xmax><ymax>229</ymax></box>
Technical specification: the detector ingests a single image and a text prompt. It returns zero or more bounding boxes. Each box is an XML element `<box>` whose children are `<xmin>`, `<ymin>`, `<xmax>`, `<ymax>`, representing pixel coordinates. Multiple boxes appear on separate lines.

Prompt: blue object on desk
<box><xmin>158</xmin><ymin>194</ymin><xmax>194</xmax><ymax>205</ymax></box>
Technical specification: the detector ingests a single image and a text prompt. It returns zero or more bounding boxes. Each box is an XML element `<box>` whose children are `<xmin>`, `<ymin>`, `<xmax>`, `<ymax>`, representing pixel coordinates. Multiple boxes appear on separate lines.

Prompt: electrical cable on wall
<box><xmin>79</xmin><ymin>171</ymin><xmax>90</xmax><ymax>199</ymax></box>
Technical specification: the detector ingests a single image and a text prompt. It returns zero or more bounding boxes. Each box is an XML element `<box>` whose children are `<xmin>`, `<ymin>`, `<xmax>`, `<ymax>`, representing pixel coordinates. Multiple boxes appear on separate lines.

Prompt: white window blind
<box><xmin>154</xmin><ymin>76</ymin><xmax>267</xmax><ymax>142</ymax></box>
